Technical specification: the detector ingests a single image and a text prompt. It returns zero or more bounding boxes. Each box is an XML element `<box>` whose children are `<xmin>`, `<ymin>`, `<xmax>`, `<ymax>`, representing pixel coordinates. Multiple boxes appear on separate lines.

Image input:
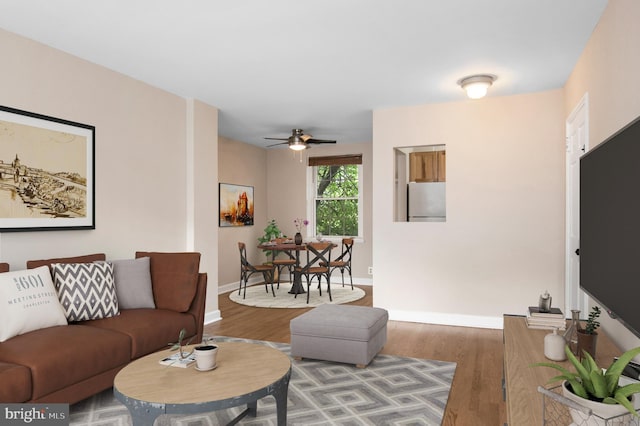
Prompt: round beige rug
<box><xmin>229</xmin><ymin>282</ymin><xmax>365</xmax><ymax>308</ymax></box>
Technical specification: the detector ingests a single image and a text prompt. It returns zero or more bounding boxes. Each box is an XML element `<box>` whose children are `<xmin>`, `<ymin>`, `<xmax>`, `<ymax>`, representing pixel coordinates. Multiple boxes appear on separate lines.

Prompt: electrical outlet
<box><xmin>367</xmin><ymin>266</ymin><xmax>373</xmax><ymax>275</ymax></box>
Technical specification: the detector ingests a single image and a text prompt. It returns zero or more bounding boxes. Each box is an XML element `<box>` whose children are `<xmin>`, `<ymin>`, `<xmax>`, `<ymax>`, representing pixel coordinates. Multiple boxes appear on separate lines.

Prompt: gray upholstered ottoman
<box><xmin>290</xmin><ymin>304</ymin><xmax>388</xmax><ymax>368</ymax></box>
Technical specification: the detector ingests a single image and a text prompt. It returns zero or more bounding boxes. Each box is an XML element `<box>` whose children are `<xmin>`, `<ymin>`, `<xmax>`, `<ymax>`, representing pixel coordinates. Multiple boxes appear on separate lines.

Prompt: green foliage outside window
<box><xmin>315</xmin><ymin>164</ymin><xmax>359</xmax><ymax>236</ymax></box>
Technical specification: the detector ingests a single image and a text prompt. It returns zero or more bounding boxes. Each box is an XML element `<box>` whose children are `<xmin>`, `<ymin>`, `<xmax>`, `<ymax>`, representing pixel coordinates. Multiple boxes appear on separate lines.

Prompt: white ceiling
<box><xmin>0</xmin><ymin>0</ymin><xmax>607</xmax><ymax>147</ymax></box>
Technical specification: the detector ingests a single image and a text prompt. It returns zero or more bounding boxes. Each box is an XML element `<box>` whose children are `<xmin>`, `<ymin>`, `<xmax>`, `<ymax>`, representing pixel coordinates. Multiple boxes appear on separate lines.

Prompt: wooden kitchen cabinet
<box><xmin>409</xmin><ymin>151</ymin><xmax>446</xmax><ymax>182</ymax></box>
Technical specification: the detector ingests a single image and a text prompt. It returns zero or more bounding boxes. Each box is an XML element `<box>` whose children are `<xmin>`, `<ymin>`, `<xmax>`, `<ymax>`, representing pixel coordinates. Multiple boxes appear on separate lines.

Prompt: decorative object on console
<box><xmin>538</xmin><ymin>290</ymin><xmax>552</xmax><ymax>312</ymax></box>
<box><xmin>543</xmin><ymin>328</ymin><xmax>567</xmax><ymax>361</ymax></box>
<box><xmin>0</xmin><ymin>105</ymin><xmax>95</xmax><ymax>232</ymax></box>
<box><xmin>534</xmin><ymin>345</ymin><xmax>640</xmax><ymax>423</ymax></box>
<box><xmin>51</xmin><ymin>262</ymin><xmax>119</xmax><ymax>321</ymax></box>
<box><xmin>526</xmin><ymin>305</ymin><xmax>566</xmax><ymax>330</ymax></box>
<box><xmin>564</xmin><ymin>309</ymin><xmax>582</xmax><ymax>355</ymax></box>
<box><xmin>0</xmin><ymin>266</ymin><xmax>67</xmax><ymax>342</ymax></box>
<box><xmin>577</xmin><ymin>305</ymin><xmax>601</xmax><ymax>361</ymax></box>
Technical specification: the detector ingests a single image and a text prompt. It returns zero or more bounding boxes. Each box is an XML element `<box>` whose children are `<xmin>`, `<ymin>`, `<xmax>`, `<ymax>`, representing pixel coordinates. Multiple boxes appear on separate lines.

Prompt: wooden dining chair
<box><xmin>271</xmin><ymin>238</ymin><xmax>296</xmax><ymax>288</ymax></box>
<box><xmin>238</xmin><ymin>242</ymin><xmax>276</xmax><ymax>299</ymax></box>
<box><xmin>295</xmin><ymin>242</ymin><xmax>333</xmax><ymax>304</ymax></box>
<box><xmin>321</xmin><ymin>238</ymin><xmax>354</xmax><ymax>289</ymax></box>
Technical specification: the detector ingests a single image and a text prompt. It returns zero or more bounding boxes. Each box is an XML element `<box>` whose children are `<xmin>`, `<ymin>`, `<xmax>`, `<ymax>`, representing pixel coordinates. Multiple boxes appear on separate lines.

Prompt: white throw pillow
<box><xmin>109</xmin><ymin>257</ymin><xmax>155</xmax><ymax>309</ymax></box>
<box><xmin>0</xmin><ymin>266</ymin><xmax>68</xmax><ymax>342</ymax></box>
<box><xmin>52</xmin><ymin>262</ymin><xmax>119</xmax><ymax>322</ymax></box>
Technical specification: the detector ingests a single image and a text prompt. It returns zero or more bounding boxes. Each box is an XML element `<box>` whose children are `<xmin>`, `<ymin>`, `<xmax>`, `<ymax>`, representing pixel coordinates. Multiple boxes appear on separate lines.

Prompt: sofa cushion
<box><xmin>26</xmin><ymin>253</ymin><xmax>106</xmax><ymax>270</ymax></box>
<box><xmin>0</xmin><ymin>262</ymin><xmax>9</xmax><ymax>273</ymax></box>
<box><xmin>0</xmin><ymin>324</ymin><xmax>131</xmax><ymax>400</ymax></box>
<box><xmin>80</xmin><ymin>309</ymin><xmax>197</xmax><ymax>359</ymax></box>
<box><xmin>0</xmin><ymin>266</ymin><xmax>68</xmax><ymax>342</ymax></box>
<box><xmin>52</xmin><ymin>262</ymin><xmax>119</xmax><ymax>322</ymax></box>
<box><xmin>0</xmin><ymin>361</ymin><xmax>32</xmax><ymax>402</ymax></box>
<box><xmin>135</xmin><ymin>252</ymin><xmax>200</xmax><ymax>312</ymax></box>
<box><xmin>109</xmin><ymin>257</ymin><xmax>155</xmax><ymax>309</ymax></box>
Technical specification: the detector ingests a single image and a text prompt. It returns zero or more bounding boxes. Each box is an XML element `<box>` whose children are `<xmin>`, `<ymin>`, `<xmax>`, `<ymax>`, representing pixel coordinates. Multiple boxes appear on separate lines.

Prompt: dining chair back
<box><xmin>295</xmin><ymin>242</ymin><xmax>333</xmax><ymax>304</ymax></box>
<box><xmin>321</xmin><ymin>238</ymin><xmax>354</xmax><ymax>289</ymax></box>
<box><xmin>238</xmin><ymin>242</ymin><xmax>276</xmax><ymax>299</ymax></box>
<box><xmin>271</xmin><ymin>238</ymin><xmax>296</xmax><ymax>288</ymax></box>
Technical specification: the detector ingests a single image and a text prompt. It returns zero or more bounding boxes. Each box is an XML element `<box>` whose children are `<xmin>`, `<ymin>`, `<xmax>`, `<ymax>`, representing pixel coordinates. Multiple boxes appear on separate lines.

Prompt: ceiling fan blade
<box><xmin>264</xmin><ymin>137</ymin><xmax>289</xmax><ymax>141</ymax></box>
<box><xmin>307</xmin><ymin>138</ymin><xmax>337</xmax><ymax>144</ymax></box>
<box><xmin>267</xmin><ymin>141</ymin><xmax>290</xmax><ymax>148</ymax></box>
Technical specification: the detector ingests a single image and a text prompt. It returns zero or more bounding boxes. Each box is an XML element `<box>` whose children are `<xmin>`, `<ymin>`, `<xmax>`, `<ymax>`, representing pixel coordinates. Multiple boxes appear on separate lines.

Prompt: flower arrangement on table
<box><xmin>294</xmin><ymin>218</ymin><xmax>308</xmax><ymax>232</ymax></box>
<box><xmin>293</xmin><ymin>218</ymin><xmax>308</xmax><ymax>244</ymax></box>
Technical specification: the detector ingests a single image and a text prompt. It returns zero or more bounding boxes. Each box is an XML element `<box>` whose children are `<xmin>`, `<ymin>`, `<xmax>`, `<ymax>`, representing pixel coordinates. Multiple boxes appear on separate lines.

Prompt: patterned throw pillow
<box><xmin>51</xmin><ymin>262</ymin><xmax>119</xmax><ymax>322</ymax></box>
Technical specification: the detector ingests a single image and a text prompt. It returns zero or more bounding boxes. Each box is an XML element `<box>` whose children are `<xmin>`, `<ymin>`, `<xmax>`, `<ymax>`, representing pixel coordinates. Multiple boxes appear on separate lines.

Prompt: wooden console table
<box><xmin>502</xmin><ymin>314</ymin><xmax>621</xmax><ymax>425</ymax></box>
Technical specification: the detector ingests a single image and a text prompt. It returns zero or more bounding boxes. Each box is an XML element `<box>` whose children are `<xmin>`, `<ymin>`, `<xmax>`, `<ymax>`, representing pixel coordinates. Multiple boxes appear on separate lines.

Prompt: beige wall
<box><xmin>373</xmin><ymin>90</ymin><xmax>566</xmax><ymax>327</ymax></box>
<box><xmin>0</xmin><ymin>29</ymin><xmax>220</xmax><ymax>318</ymax></box>
<box><xmin>217</xmin><ymin>136</ymin><xmax>268</xmax><ymax>288</ymax></box>
<box><xmin>191</xmin><ymin>100</ymin><xmax>220</xmax><ymax>316</ymax></box>
<box><xmin>565</xmin><ymin>0</ymin><xmax>640</xmax><ymax>351</ymax></box>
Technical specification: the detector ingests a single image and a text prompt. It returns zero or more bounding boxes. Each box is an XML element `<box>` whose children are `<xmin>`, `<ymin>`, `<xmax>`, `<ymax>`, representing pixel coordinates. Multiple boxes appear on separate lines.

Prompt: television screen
<box><xmin>580</xmin><ymin>115</ymin><xmax>640</xmax><ymax>338</ymax></box>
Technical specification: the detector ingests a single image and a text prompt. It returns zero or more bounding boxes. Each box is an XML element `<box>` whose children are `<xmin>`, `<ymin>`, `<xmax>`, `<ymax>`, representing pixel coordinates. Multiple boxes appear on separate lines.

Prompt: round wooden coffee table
<box><xmin>113</xmin><ymin>341</ymin><xmax>291</xmax><ymax>425</ymax></box>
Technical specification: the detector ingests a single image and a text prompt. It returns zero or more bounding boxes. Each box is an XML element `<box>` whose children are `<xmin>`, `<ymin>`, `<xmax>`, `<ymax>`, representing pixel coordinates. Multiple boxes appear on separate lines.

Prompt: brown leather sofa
<box><xmin>0</xmin><ymin>252</ymin><xmax>207</xmax><ymax>404</ymax></box>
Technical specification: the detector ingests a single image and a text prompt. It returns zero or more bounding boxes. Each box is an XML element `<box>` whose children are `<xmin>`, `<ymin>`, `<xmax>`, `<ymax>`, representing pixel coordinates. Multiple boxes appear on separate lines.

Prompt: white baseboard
<box><xmin>387</xmin><ymin>309</ymin><xmax>504</xmax><ymax>330</ymax></box>
<box><xmin>204</xmin><ymin>310</ymin><xmax>222</xmax><ymax>325</ymax></box>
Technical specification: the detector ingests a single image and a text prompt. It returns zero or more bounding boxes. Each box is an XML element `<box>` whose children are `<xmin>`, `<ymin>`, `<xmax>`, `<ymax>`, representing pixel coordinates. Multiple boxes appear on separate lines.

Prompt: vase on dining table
<box><xmin>294</xmin><ymin>232</ymin><xmax>303</xmax><ymax>245</ymax></box>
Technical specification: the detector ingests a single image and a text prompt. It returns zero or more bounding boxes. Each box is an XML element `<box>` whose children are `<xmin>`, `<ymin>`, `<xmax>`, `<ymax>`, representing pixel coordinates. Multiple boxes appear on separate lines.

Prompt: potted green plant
<box><xmin>578</xmin><ymin>306</ymin><xmax>601</xmax><ymax>360</ymax></box>
<box><xmin>535</xmin><ymin>345</ymin><xmax>640</xmax><ymax>424</ymax></box>
<box><xmin>257</xmin><ymin>219</ymin><xmax>283</xmax><ymax>261</ymax></box>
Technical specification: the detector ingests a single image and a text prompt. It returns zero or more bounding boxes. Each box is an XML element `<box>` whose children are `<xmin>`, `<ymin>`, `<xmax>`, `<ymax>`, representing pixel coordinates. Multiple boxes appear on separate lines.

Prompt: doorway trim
<box><xmin>565</xmin><ymin>93</ymin><xmax>590</xmax><ymax>317</ymax></box>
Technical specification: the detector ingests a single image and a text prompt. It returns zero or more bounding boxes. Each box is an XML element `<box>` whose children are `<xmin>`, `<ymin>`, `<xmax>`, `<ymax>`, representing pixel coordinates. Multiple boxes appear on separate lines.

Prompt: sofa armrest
<box><xmin>187</xmin><ymin>272</ymin><xmax>207</xmax><ymax>343</ymax></box>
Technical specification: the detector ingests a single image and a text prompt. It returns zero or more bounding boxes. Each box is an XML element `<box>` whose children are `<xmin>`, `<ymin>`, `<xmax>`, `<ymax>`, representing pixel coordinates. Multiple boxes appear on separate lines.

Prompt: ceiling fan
<box><xmin>265</xmin><ymin>129</ymin><xmax>336</xmax><ymax>151</ymax></box>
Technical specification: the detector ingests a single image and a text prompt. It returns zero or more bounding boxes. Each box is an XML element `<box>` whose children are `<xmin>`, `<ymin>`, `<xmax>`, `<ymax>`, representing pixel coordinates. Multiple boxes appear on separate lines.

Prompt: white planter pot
<box><xmin>562</xmin><ymin>381</ymin><xmax>634</xmax><ymax>426</ymax></box>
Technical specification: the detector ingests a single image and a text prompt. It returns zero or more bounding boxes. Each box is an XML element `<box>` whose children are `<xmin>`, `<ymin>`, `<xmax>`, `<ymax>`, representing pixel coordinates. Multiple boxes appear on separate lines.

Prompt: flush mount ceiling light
<box><xmin>457</xmin><ymin>74</ymin><xmax>496</xmax><ymax>99</ymax></box>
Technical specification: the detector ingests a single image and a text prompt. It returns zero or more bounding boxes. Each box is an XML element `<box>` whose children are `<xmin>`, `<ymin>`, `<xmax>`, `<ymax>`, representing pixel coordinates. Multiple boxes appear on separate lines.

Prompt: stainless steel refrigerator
<box><xmin>407</xmin><ymin>182</ymin><xmax>446</xmax><ymax>222</ymax></box>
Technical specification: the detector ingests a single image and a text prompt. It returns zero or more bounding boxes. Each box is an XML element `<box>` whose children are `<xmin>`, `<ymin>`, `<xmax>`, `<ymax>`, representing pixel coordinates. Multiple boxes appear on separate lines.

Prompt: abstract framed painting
<box><xmin>0</xmin><ymin>105</ymin><xmax>95</xmax><ymax>232</ymax></box>
<box><xmin>219</xmin><ymin>183</ymin><xmax>254</xmax><ymax>227</ymax></box>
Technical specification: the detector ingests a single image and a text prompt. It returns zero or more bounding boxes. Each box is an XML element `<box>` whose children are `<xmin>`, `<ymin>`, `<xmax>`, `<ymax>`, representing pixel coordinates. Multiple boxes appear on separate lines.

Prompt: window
<box><xmin>307</xmin><ymin>155</ymin><xmax>363</xmax><ymax>239</ymax></box>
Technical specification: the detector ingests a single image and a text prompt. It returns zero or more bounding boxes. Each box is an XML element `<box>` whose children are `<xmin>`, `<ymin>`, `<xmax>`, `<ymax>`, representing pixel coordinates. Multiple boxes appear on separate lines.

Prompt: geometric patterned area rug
<box><xmin>70</xmin><ymin>336</ymin><xmax>456</xmax><ymax>426</ymax></box>
<box><xmin>228</xmin><ymin>284</ymin><xmax>365</xmax><ymax>308</ymax></box>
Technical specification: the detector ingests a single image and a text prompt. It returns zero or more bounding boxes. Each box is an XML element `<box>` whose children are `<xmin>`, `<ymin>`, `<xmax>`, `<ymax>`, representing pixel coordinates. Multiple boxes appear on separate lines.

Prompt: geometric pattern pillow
<box><xmin>51</xmin><ymin>262</ymin><xmax>119</xmax><ymax>322</ymax></box>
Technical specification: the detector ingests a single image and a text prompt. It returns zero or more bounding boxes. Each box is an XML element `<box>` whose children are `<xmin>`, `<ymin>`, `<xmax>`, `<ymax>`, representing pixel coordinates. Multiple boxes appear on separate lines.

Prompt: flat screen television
<box><xmin>580</xmin><ymin>114</ymin><xmax>640</xmax><ymax>338</ymax></box>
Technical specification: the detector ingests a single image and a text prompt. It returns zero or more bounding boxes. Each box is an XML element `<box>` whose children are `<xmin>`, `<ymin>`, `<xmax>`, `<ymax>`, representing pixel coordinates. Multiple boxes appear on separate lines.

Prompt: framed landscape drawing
<box><xmin>219</xmin><ymin>183</ymin><xmax>254</xmax><ymax>227</ymax></box>
<box><xmin>0</xmin><ymin>106</ymin><xmax>95</xmax><ymax>232</ymax></box>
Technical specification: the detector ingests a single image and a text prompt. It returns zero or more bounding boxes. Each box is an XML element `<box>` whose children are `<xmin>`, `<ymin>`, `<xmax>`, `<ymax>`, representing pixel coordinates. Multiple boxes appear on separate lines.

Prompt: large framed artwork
<box><xmin>0</xmin><ymin>106</ymin><xmax>95</xmax><ymax>232</ymax></box>
<box><xmin>219</xmin><ymin>183</ymin><xmax>253</xmax><ymax>227</ymax></box>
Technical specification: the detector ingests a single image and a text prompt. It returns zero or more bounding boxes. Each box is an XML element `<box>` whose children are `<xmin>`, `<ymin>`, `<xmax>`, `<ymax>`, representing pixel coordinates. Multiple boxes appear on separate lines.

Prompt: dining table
<box><xmin>257</xmin><ymin>240</ymin><xmax>337</xmax><ymax>296</ymax></box>
<box><xmin>258</xmin><ymin>241</ymin><xmax>308</xmax><ymax>295</ymax></box>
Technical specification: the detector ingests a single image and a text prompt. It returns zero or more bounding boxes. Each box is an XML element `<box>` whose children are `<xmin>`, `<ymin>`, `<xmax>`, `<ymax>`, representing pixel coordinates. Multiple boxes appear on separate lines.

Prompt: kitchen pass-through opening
<box><xmin>393</xmin><ymin>145</ymin><xmax>446</xmax><ymax>222</ymax></box>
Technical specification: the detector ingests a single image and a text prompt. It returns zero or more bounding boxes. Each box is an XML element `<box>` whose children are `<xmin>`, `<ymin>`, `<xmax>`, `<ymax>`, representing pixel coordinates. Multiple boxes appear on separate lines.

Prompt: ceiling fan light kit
<box><xmin>289</xmin><ymin>140</ymin><xmax>307</xmax><ymax>151</ymax></box>
<box><xmin>458</xmin><ymin>74</ymin><xmax>497</xmax><ymax>99</ymax></box>
<box><xmin>264</xmin><ymin>128</ymin><xmax>337</xmax><ymax>150</ymax></box>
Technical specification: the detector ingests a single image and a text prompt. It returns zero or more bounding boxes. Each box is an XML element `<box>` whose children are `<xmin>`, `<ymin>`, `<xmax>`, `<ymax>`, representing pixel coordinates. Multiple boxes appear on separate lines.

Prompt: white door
<box><xmin>565</xmin><ymin>94</ymin><xmax>589</xmax><ymax>316</ymax></box>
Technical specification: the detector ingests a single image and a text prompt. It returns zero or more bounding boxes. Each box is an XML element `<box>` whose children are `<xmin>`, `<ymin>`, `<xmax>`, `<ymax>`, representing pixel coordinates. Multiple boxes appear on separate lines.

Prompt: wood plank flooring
<box><xmin>204</xmin><ymin>285</ymin><xmax>506</xmax><ymax>426</ymax></box>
